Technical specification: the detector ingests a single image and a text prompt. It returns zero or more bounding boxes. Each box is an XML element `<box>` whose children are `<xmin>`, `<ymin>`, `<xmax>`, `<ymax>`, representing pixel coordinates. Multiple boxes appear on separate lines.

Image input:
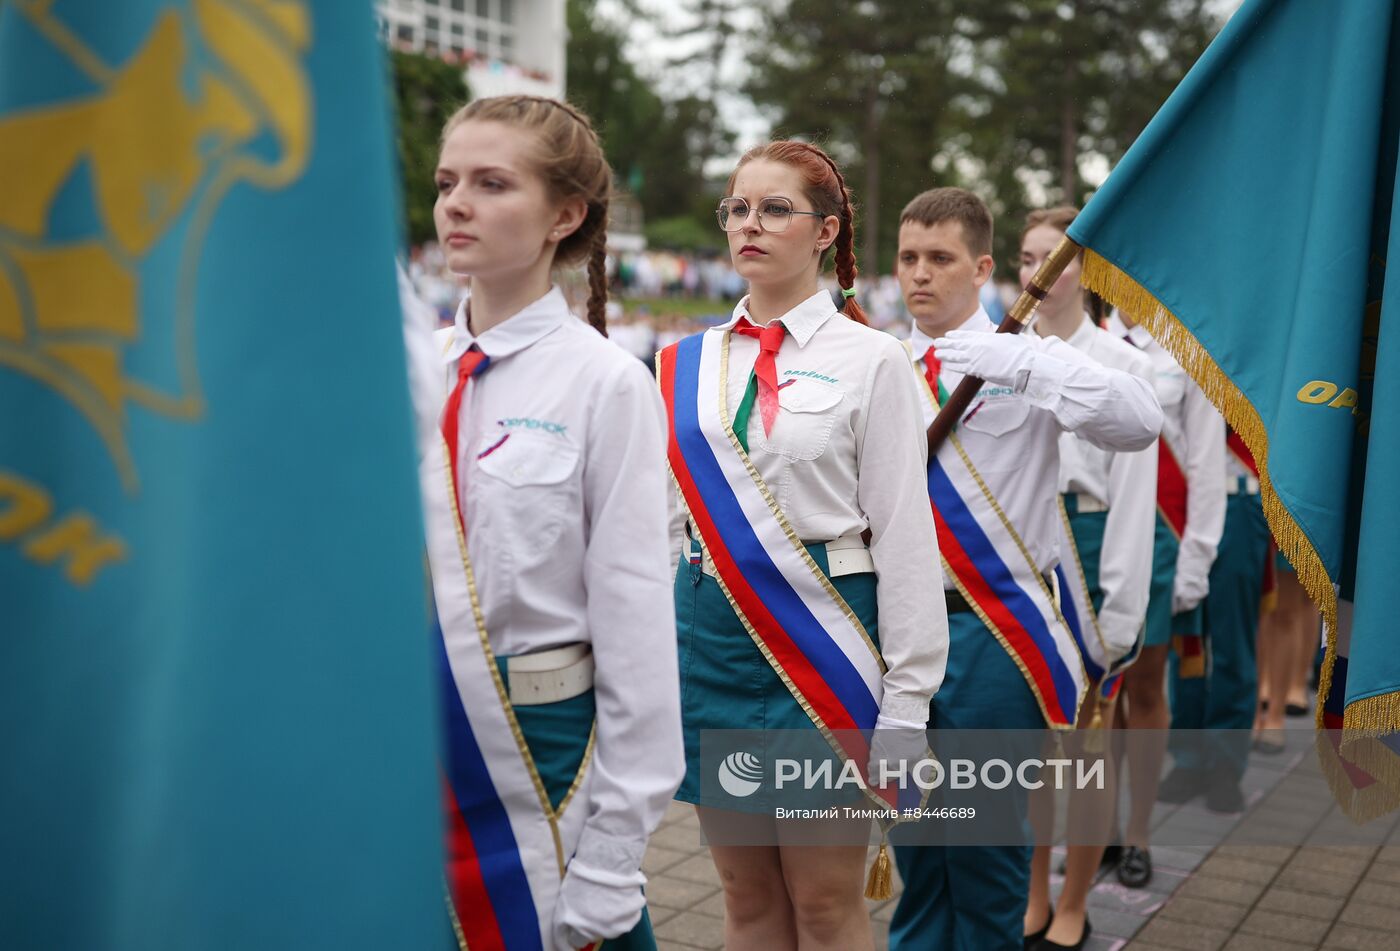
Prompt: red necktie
<box><xmin>734</xmin><ymin>318</ymin><xmax>787</xmax><ymax>436</ymax></box>
<box><xmin>440</xmin><ymin>347</ymin><xmax>490</xmax><ymax>535</ymax></box>
<box><xmin>923</xmin><ymin>345</ymin><xmax>941</xmax><ymax>407</ymax></box>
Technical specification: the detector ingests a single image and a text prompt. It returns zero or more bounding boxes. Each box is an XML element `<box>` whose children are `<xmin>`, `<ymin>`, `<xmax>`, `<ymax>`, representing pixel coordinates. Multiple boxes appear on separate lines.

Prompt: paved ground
<box><xmin>641</xmin><ymin>721</ymin><xmax>1400</xmax><ymax>950</ymax></box>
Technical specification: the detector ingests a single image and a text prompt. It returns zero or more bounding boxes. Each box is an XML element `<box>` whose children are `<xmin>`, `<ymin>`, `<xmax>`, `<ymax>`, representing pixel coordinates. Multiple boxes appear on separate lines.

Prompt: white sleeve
<box><xmin>854</xmin><ymin>339</ymin><xmax>950</xmax><ymax>725</ymax></box>
<box><xmin>1175</xmin><ymin>382</ymin><xmax>1227</xmax><ymax>590</ymax></box>
<box><xmin>572</xmin><ymin>358</ymin><xmax>685</xmax><ymax>878</ymax></box>
<box><xmin>397</xmin><ymin>262</ymin><xmax>444</xmax><ymax>459</ymax></box>
<box><xmin>1021</xmin><ymin>336</ymin><xmax>1164</xmax><ymax>452</ymax></box>
<box><xmin>1096</xmin><ymin>439</ymin><xmax>1158</xmax><ymax>662</ymax></box>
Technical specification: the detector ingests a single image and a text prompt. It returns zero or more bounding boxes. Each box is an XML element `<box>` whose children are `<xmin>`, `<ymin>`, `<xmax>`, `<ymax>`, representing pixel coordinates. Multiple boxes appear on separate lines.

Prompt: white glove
<box><xmin>932</xmin><ymin>329</ymin><xmax>1037</xmax><ymax>391</ymax></box>
<box><xmin>1172</xmin><ymin>571</ymin><xmax>1209</xmax><ymax>615</ymax></box>
<box><xmin>552</xmin><ymin>860</ymin><xmax>646</xmax><ymax>951</ymax></box>
<box><xmin>866</xmin><ymin>713</ymin><xmax>931</xmax><ymax>789</ymax></box>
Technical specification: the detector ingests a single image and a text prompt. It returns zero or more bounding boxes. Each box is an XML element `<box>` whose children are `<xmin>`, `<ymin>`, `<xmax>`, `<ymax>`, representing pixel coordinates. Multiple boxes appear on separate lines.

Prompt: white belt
<box><xmin>1228</xmin><ymin>474</ymin><xmax>1261</xmax><ymax>496</ymax></box>
<box><xmin>699</xmin><ymin>532</ymin><xmax>874</xmax><ymax>579</ymax></box>
<box><xmin>1070</xmin><ymin>492</ymin><xmax>1108</xmax><ymax>514</ymax></box>
<box><xmin>504</xmin><ymin>643</ymin><xmax>594</xmax><ymax>706</ymax></box>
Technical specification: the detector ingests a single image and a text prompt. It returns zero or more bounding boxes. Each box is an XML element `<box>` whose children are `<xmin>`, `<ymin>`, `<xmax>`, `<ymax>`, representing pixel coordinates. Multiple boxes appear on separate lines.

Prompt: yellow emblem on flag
<box><xmin>0</xmin><ymin>0</ymin><xmax>313</xmax><ymax>492</ymax></box>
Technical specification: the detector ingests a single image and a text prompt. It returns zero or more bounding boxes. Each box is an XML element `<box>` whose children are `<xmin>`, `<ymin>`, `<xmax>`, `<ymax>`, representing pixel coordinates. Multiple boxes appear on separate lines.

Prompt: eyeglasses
<box><xmin>716</xmin><ymin>196</ymin><xmax>827</xmax><ymax>233</ymax></box>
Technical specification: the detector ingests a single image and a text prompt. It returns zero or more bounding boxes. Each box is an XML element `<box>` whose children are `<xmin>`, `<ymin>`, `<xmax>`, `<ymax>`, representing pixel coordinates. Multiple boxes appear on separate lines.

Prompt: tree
<box><xmin>745</xmin><ymin>0</ymin><xmax>965</xmax><ymax>276</ymax></box>
<box><xmin>742</xmin><ymin>0</ymin><xmax>1223</xmax><ymax>272</ymax></box>
<box><xmin>955</xmin><ymin>0</ymin><xmax>1222</xmax><ymax>264</ymax></box>
<box><xmin>391</xmin><ymin>50</ymin><xmax>470</xmax><ymax>245</ymax></box>
<box><xmin>566</xmin><ymin>0</ymin><xmax>731</xmax><ymax>240</ymax></box>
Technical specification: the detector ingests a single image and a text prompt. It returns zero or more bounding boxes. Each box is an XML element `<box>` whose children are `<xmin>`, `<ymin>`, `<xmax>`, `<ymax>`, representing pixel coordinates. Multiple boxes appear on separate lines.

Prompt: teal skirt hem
<box><xmin>673</xmin><ymin>542</ymin><xmax>880</xmax><ymax>810</ymax></box>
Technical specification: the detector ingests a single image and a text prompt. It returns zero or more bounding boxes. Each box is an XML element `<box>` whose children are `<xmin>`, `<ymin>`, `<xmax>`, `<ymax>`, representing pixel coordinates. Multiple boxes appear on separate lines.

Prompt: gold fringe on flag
<box><xmin>1078</xmin><ymin>251</ymin><xmax>1351</xmax><ymax>717</ymax></box>
<box><xmin>1312</xmin><ymin>732</ymin><xmax>1400</xmax><ymax>824</ymax></box>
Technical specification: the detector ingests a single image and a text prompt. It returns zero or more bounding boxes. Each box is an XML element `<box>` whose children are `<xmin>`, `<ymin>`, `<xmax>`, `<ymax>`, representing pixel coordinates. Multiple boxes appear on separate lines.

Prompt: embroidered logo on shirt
<box><xmin>974</xmin><ymin>385</ymin><xmax>1016</xmax><ymax>400</ymax></box>
<box><xmin>782</xmin><ymin>369</ymin><xmax>840</xmax><ymax>385</ymax></box>
<box><xmin>498</xmin><ymin>417</ymin><xmax>568</xmax><ymax>436</ymax></box>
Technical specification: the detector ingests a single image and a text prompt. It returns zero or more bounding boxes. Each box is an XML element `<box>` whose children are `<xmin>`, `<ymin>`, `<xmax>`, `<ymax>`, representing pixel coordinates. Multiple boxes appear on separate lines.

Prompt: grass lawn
<box><xmin>619</xmin><ymin>296</ymin><xmax>733</xmax><ymax>320</ymax></box>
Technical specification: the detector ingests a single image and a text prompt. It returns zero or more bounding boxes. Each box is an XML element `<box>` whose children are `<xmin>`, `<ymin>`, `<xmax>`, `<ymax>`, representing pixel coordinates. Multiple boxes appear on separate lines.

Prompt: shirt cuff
<box><xmin>1018</xmin><ymin>351</ymin><xmax>1069</xmax><ymax>408</ymax></box>
<box><xmin>879</xmin><ymin>694</ymin><xmax>931</xmax><ymax>727</ymax></box>
<box><xmin>572</xmin><ymin>825</ymin><xmax>646</xmax><ymax>880</ymax></box>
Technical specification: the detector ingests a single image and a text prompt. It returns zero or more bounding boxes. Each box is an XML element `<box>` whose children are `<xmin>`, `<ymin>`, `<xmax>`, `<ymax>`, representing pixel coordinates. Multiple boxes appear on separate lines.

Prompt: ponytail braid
<box><xmin>585</xmin><ymin>226</ymin><xmax>609</xmax><ymax>337</ymax></box>
<box><xmin>807</xmin><ymin>147</ymin><xmax>869</xmax><ymax>326</ymax></box>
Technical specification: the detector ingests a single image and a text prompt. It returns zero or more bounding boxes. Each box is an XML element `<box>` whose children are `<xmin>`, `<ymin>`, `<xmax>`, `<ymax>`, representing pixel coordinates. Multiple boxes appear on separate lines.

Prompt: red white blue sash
<box><xmin>912</xmin><ymin>349</ymin><xmax>1086</xmax><ymax>729</ymax></box>
<box><xmin>1055</xmin><ymin>499</ymin><xmax>1140</xmax><ymax>702</ymax></box>
<box><xmin>422</xmin><ymin>434</ymin><xmax>598</xmax><ymax>951</ymax></box>
<box><xmin>659</xmin><ymin>332</ymin><xmax>908</xmax><ymax>803</ymax></box>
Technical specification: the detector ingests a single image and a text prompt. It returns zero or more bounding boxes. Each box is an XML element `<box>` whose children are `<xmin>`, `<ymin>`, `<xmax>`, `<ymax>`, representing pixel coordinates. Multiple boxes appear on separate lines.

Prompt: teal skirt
<box><xmin>1063</xmin><ymin>498</ymin><xmax>1199</xmax><ymax>651</ymax></box>
<box><xmin>497</xmin><ymin>662</ymin><xmax>656</xmax><ymax>950</ymax></box>
<box><xmin>673</xmin><ymin>541</ymin><xmax>880</xmax><ymax>809</ymax></box>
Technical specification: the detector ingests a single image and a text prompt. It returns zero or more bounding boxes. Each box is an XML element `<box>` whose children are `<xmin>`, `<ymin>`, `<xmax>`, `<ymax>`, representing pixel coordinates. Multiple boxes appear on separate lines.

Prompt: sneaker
<box><xmin>1156</xmin><ymin>766</ymin><xmax>1205</xmax><ymax>804</ymax></box>
<box><xmin>1205</xmin><ymin>772</ymin><xmax>1245</xmax><ymax>814</ymax></box>
<box><xmin>1117</xmin><ymin>845</ymin><xmax>1152</xmax><ymax>888</ymax></box>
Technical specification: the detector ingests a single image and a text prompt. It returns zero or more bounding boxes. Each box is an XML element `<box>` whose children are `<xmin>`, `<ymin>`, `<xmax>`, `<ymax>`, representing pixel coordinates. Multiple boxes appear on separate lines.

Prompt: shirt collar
<box><xmin>1108</xmin><ymin>313</ymin><xmax>1153</xmax><ymax>351</ymax></box>
<box><xmin>907</xmin><ymin>306</ymin><xmax>993</xmax><ymax>360</ymax></box>
<box><xmin>1065</xmin><ymin>313</ymin><xmax>1097</xmax><ymax>349</ymax></box>
<box><xmin>444</xmin><ymin>286</ymin><xmax>570</xmax><ymax>363</ymax></box>
<box><xmin>716</xmin><ymin>289</ymin><xmax>837</xmax><ymax>348</ymax></box>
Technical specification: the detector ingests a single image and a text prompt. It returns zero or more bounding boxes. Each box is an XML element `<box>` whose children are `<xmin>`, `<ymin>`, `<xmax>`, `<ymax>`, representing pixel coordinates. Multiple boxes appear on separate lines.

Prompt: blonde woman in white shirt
<box><xmin>659</xmin><ymin>141</ymin><xmax>947</xmax><ymax>950</ymax></box>
<box><xmin>409</xmin><ymin>95</ymin><xmax>683</xmax><ymax>951</ymax></box>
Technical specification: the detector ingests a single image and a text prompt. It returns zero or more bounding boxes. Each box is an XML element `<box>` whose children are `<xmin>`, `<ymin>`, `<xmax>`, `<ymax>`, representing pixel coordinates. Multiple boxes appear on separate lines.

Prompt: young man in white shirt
<box><xmin>889</xmin><ymin>188</ymin><xmax>1161</xmax><ymax>951</ymax></box>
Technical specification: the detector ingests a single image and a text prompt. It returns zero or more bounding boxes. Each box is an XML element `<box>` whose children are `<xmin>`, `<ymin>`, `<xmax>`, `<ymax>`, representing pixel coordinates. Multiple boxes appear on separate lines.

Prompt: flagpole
<box><xmin>926</xmin><ymin>235</ymin><xmax>1084</xmax><ymax>456</ymax></box>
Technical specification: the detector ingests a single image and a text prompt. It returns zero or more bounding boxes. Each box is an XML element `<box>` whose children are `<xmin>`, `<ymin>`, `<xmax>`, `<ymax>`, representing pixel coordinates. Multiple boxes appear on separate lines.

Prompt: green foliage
<box><xmin>391</xmin><ymin>50</ymin><xmax>469</xmax><ymax>245</ymax></box>
<box><xmin>746</xmin><ymin>0</ymin><xmax>966</xmax><ymax>278</ymax></box>
<box><xmin>645</xmin><ymin>214</ymin><xmax>724</xmax><ymax>252</ymax></box>
<box><xmin>745</xmin><ymin>0</ymin><xmax>1224</xmax><ymax>272</ymax></box>
<box><xmin>566</xmin><ymin>0</ymin><xmax>732</xmax><ymax>241</ymax></box>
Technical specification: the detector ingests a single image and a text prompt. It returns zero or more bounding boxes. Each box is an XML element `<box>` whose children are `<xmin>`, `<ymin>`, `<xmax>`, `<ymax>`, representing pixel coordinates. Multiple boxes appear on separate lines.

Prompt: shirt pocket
<box><xmin>474</xmin><ymin>429</ymin><xmax>580</xmax><ymax>553</ymax></box>
<box><xmin>960</xmin><ymin>398</ymin><xmax>1032</xmax><ymax>470</ymax></box>
<box><xmin>1155</xmin><ymin>366</ymin><xmax>1187</xmax><ymax>413</ymax></box>
<box><xmin>754</xmin><ymin>378</ymin><xmax>845</xmax><ymax>462</ymax></box>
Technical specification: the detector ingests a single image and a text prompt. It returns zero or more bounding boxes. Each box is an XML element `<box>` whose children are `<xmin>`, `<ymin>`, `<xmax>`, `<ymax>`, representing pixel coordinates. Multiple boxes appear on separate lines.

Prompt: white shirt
<box><xmin>1106</xmin><ymin>313</ymin><xmax>1226</xmax><ymax>598</ymax></box>
<box><xmin>908</xmin><ymin>308</ymin><xmax>1163</xmax><ymax>578</ymax></box>
<box><xmin>1050</xmin><ymin>317</ymin><xmax>1159</xmax><ymax>661</ymax></box>
<box><xmin>675</xmin><ymin>290</ymin><xmax>948</xmax><ymax>726</ymax></box>
<box><xmin>407</xmin><ymin>286</ymin><xmax>684</xmax><ymax>879</ymax></box>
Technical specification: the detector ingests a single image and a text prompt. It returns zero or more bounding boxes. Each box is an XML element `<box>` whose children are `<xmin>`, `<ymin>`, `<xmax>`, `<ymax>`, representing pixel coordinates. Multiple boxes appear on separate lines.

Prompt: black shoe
<box><xmin>1206</xmin><ymin>773</ymin><xmax>1245</xmax><ymax>814</ymax></box>
<box><xmin>1023</xmin><ymin>909</ymin><xmax>1053</xmax><ymax>950</ymax></box>
<box><xmin>1117</xmin><ymin>845</ymin><xmax>1152</xmax><ymax>888</ymax></box>
<box><xmin>1032</xmin><ymin>917</ymin><xmax>1092</xmax><ymax>951</ymax></box>
<box><xmin>1156</xmin><ymin>766</ymin><xmax>1205</xmax><ymax>804</ymax></box>
<box><xmin>1285</xmin><ymin>701</ymin><xmax>1309</xmax><ymax>718</ymax></box>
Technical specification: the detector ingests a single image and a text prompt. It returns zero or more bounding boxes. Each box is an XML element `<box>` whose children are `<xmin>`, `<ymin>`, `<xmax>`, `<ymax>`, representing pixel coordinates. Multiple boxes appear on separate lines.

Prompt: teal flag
<box><xmin>0</xmin><ymin>2</ymin><xmax>446</xmax><ymax>946</ymax></box>
<box><xmin>1068</xmin><ymin>0</ymin><xmax>1400</xmax><ymax>815</ymax></box>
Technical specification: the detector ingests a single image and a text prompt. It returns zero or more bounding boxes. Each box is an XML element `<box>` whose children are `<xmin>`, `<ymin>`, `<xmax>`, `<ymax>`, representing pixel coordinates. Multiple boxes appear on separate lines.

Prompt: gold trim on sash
<box><xmin>1056</xmin><ymin>496</ymin><xmax>1112</xmax><ymax>666</ymax></box>
<box><xmin>438</xmin><ymin>435</ymin><xmax>595</xmax><ymax>879</ymax></box>
<box><xmin>662</xmin><ymin>333</ymin><xmax>891</xmax><ymax>812</ymax></box>
<box><xmin>912</xmin><ymin>356</ymin><xmax>1087</xmax><ymax>729</ymax></box>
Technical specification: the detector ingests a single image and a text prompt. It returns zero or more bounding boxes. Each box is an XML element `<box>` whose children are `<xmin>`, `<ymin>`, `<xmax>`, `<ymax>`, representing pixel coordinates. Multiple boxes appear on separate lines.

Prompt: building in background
<box><xmin>376</xmin><ymin>0</ymin><xmax>564</xmax><ymax>99</ymax></box>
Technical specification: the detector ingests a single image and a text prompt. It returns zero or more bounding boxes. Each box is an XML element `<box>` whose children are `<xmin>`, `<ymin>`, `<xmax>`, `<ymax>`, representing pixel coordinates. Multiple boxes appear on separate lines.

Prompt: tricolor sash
<box><xmin>658</xmin><ymin>332</ymin><xmax>908</xmax><ymax>807</ymax></box>
<box><xmin>910</xmin><ymin>349</ymin><xmax>1087</xmax><ymax>729</ymax></box>
<box><xmin>1054</xmin><ymin>497</ymin><xmax>1139</xmax><ymax>704</ymax></box>
<box><xmin>423</xmin><ymin>434</ymin><xmax>599</xmax><ymax>951</ymax></box>
<box><xmin>1157</xmin><ymin>436</ymin><xmax>1188</xmax><ymax>539</ymax></box>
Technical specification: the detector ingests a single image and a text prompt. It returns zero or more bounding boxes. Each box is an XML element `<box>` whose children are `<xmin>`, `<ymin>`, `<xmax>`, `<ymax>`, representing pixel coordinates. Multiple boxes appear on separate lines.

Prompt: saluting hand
<box><xmin>933</xmin><ymin>329</ymin><xmax>1037</xmax><ymax>392</ymax></box>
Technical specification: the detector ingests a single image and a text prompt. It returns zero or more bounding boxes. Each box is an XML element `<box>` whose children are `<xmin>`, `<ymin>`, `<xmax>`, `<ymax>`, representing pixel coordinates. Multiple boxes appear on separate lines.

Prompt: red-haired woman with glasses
<box><xmin>657</xmin><ymin>141</ymin><xmax>948</xmax><ymax>948</ymax></box>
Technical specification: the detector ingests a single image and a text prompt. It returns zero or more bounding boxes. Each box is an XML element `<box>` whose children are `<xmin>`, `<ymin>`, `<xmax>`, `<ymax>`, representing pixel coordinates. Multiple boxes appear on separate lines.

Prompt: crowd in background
<box><xmin>406</xmin><ymin>241</ymin><xmax>1012</xmax><ymax>371</ymax></box>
